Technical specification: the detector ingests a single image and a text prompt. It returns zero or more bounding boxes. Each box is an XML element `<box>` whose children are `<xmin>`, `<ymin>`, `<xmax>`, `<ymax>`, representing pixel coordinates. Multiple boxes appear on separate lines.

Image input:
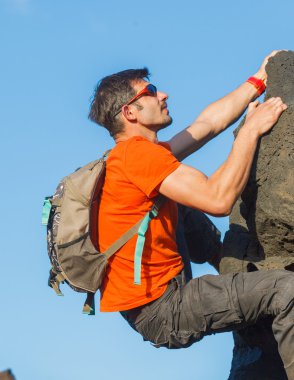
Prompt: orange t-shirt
<box><xmin>98</xmin><ymin>136</ymin><xmax>184</xmax><ymax>312</ymax></box>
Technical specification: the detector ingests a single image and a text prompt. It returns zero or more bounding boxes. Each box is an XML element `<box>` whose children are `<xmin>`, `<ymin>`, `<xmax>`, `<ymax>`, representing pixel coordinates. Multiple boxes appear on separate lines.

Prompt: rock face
<box><xmin>0</xmin><ymin>370</ymin><xmax>16</xmax><ymax>380</ymax></box>
<box><xmin>220</xmin><ymin>51</ymin><xmax>294</xmax><ymax>379</ymax></box>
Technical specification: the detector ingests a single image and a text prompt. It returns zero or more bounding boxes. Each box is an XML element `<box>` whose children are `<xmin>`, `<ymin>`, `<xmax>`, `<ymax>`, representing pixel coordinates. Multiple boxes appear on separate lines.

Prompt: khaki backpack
<box><xmin>42</xmin><ymin>151</ymin><xmax>163</xmax><ymax>314</ymax></box>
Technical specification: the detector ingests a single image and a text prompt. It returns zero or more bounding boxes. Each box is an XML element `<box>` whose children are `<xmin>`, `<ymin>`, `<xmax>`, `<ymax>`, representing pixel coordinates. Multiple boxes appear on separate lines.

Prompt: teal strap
<box><xmin>134</xmin><ymin>208</ymin><xmax>158</xmax><ymax>285</ymax></box>
<box><xmin>83</xmin><ymin>292</ymin><xmax>95</xmax><ymax>316</ymax></box>
<box><xmin>42</xmin><ymin>197</ymin><xmax>52</xmax><ymax>225</ymax></box>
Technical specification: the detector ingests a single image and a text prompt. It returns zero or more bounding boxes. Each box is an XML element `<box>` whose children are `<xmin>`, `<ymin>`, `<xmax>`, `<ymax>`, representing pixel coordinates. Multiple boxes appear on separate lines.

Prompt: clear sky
<box><xmin>1</xmin><ymin>1</ymin><xmax>293</xmax><ymax>379</ymax></box>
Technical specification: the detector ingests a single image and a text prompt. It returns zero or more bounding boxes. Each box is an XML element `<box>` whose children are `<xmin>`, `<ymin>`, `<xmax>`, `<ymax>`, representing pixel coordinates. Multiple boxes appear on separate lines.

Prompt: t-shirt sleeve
<box><xmin>123</xmin><ymin>137</ymin><xmax>181</xmax><ymax>198</ymax></box>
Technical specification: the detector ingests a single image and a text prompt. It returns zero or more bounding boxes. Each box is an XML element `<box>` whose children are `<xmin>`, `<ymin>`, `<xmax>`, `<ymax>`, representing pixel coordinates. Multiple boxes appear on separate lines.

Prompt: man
<box><xmin>89</xmin><ymin>51</ymin><xmax>294</xmax><ymax>376</ymax></box>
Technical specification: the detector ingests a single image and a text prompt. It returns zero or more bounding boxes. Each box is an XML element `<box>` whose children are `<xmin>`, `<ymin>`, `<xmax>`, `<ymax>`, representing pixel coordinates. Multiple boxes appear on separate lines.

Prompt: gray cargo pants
<box><xmin>120</xmin><ymin>207</ymin><xmax>294</xmax><ymax>378</ymax></box>
<box><xmin>121</xmin><ymin>269</ymin><xmax>294</xmax><ymax>379</ymax></box>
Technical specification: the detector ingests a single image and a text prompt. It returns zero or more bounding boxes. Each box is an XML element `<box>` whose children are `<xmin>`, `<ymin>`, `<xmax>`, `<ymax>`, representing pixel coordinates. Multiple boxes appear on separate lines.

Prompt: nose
<box><xmin>157</xmin><ymin>90</ymin><xmax>168</xmax><ymax>101</ymax></box>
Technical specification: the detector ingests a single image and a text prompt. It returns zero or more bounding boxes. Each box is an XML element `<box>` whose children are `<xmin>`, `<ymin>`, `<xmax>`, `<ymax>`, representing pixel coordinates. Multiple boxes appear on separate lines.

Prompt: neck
<box><xmin>115</xmin><ymin>125</ymin><xmax>158</xmax><ymax>144</ymax></box>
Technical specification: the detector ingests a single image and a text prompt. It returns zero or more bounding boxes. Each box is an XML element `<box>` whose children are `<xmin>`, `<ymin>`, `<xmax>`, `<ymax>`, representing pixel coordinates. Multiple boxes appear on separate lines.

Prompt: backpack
<box><xmin>42</xmin><ymin>150</ymin><xmax>163</xmax><ymax>315</ymax></box>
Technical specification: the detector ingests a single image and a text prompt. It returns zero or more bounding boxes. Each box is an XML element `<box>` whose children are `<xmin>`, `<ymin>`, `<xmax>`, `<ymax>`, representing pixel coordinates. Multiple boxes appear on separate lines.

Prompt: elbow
<box><xmin>209</xmin><ymin>199</ymin><xmax>233</xmax><ymax>217</ymax></box>
<box><xmin>220</xmin><ymin>206</ymin><xmax>232</xmax><ymax>217</ymax></box>
<box><xmin>218</xmin><ymin>198</ymin><xmax>233</xmax><ymax>216</ymax></box>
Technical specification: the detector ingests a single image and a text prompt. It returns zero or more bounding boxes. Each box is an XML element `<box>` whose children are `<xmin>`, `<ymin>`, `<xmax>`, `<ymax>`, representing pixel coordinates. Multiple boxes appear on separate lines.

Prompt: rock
<box><xmin>220</xmin><ymin>51</ymin><xmax>294</xmax><ymax>379</ymax></box>
<box><xmin>177</xmin><ymin>205</ymin><xmax>222</xmax><ymax>279</ymax></box>
<box><xmin>0</xmin><ymin>370</ymin><xmax>16</xmax><ymax>380</ymax></box>
<box><xmin>228</xmin><ymin>330</ymin><xmax>286</xmax><ymax>380</ymax></box>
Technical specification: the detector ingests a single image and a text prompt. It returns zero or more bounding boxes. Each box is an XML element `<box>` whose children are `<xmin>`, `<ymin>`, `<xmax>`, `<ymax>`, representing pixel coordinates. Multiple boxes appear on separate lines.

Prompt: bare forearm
<box><xmin>193</xmin><ymin>79</ymin><xmax>261</xmax><ymax>135</ymax></box>
<box><xmin>208</xmin><ymin>127</ymin><xmax>259</xmax><ymax>214</ymax></box>
<box><xmin>169</xmin><ymin>77</ymin><xmax>262</xmax><ymax>161</ymax></box>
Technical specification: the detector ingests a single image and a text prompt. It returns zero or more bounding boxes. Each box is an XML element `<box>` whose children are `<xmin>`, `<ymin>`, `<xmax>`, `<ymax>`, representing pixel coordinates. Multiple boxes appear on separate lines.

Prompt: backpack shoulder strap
<box><xmin>103</xmin><ymin>195</ymin><xmax>165</xmax><ymax>285</ymax></box>
<box><xmin>133</xmin><ymin>195</ymin><xmax>165</xmax><ymax>284</ymax></box>
<box><xmin>103</xmin><ymin>195</ymin><xmax>164</xmax><ymax>259</ymax></box>
<box><xmin>89</xmin><ymin>150</ymin><xmax>111</xmax><ymax>250</ymax></box>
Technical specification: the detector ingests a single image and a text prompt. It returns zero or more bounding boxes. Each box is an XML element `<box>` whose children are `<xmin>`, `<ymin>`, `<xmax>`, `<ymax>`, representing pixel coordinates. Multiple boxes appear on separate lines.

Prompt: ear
<box><xmin>121</xmin><ymin>104</ymin><xmax>137</xmax><ymax>122</ymax></box>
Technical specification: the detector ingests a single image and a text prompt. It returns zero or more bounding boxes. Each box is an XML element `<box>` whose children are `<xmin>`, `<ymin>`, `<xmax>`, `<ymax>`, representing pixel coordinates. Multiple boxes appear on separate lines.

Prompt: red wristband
<box><xmin>246</xmin><ymin>76</ymin><xmax>266</xmax><ymax>96</ymax></box>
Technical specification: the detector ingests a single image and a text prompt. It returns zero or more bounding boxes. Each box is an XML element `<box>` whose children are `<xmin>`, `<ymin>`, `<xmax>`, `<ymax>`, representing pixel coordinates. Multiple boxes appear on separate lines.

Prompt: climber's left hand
<box><xmin>254</xmin><ymin>50</ymin><xmax>287</xmax><ymax>84</ymax></box>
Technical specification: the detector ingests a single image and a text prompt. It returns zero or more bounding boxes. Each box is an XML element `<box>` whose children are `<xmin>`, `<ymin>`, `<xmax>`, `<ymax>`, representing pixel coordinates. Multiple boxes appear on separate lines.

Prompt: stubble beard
<box><xmin>151</xmin><ymin>114</ymin><xmax>173</xmax><ymax>132</ymax></box>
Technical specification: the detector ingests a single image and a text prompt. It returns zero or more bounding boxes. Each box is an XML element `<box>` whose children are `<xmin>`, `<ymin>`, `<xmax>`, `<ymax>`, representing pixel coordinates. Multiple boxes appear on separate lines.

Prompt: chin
<box><xmin>157</xmin><ymin>116</ymin><xmax>173</xmax><ymax>131</ymax></box>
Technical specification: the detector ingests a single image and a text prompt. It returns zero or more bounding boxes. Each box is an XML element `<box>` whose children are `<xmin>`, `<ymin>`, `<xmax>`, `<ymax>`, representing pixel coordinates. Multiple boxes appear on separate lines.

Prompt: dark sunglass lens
<box><xmin>147</xmin><ymin>84</ymin><xmax>157</xmax><ymax>95</ymax></box>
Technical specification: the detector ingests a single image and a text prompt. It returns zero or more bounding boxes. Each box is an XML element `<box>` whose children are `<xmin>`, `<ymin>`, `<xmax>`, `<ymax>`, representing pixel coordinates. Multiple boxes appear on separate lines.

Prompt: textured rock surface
<box><xmin>220</xmin><ymin>51</ymin><xmax>294</xmax><ymax>379</ymax></box>
<box><xmin>0</xmin><ymin>370</ymin><xmax>16</xmax><ymax>380</ymax></box>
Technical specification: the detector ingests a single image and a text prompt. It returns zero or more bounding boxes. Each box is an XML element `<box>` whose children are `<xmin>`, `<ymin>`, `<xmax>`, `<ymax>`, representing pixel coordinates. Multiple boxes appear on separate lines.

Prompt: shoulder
<box><xmin>158</xmin><ymin>141</ymin><xmax>172</xmax><ymax>151</ymax></box>
<box><xmin>109</xmin><ymin>137</ymin><xmax>180</xmax><ymax>197</ymax></box>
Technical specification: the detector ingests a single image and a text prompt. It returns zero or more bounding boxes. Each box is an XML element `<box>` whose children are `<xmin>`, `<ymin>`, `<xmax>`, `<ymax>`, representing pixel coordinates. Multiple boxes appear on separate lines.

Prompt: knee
<box><xmin>274</xmin><ymin>270</ymin><xmax>294</xmax><ymax>310</ymax></box>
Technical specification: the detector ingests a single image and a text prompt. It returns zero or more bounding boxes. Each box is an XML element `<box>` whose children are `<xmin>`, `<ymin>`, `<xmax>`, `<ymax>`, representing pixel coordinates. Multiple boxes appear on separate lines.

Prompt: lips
<box><xmin>162</xmin><ymin>106</ymin><xmax>169</xmax><ymax>115</ymax></box>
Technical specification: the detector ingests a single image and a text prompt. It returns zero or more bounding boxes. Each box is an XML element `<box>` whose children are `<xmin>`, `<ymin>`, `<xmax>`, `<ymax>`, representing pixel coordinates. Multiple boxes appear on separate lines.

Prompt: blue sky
<box><xmin>1</xmin><ymin>1</ymin><xmax>293</xmax><ymax>379</ymax></box>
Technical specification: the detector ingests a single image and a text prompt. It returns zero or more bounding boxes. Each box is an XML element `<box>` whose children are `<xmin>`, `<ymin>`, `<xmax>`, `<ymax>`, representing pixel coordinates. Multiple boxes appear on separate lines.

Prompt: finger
<box><xmin>271</xmin><ymin>97</ymin><xmax>283</xmax><ymax>106</ymax></box>
<box><xmin>266</xmin><ymin>97</ymin><xmax>279</xmax><ymax>103</ymax></box>
<box><xmin>276</xmin><ymin>103</ymin><xmax>288</xmax><ymax>111</ymax></box>
<box><xmin>248</xmin><ymin>100</ymin><xmax>259</xmax><ymax>111</ymax></box>
<box><xmin>275</xmin><ymin>99</ymin><xmax>285</xmax><ymax>108</ymax></box>
<box><xmin>265</xmin><ymin>98</ymin><xmax>275</xmax><ymax>105</ymax></box>
<box><xmin>266</xmin><ymin>97</ymin><xmax>283</xmax><ymax>106</ymax></box>
<box><xmin>274</xmin><ymin>103</ymin><xmax>288</xmax><ymax>117</ymax></box>
<box><xmin>273</xmin><ymin>98</ymin><xmax>285</xmax><ymax>108</ymax></box>
<box><xmin>266</xmin><ymin>50</ymin><xmax>282</xmax><ymax>60</ymax></box>
<box><xmin>268</xmin><ymin>50</ymin><xmax>279</xmax><ymax>58</ymax></box>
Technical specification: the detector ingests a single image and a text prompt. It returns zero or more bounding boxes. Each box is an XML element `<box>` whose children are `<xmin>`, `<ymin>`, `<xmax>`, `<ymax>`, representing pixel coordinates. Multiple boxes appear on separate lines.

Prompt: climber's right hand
<box><xmin>243</xmin><ymin>97</ymin><xmax>287</xmax><ymax>137</ymax></box>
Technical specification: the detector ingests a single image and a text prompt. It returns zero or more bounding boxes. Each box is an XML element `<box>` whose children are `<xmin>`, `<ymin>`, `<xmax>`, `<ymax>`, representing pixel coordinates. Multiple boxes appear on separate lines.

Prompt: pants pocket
<box><xmin>198</xmin><ymin>274</ymin><xmax>242</xmax><ymax>332</ymax></box>
<box><xmin>135</xmin><ymin>310</ymin><xmax>170</xmax><ymax>348</ymax></box>
<box><xmin>164</xmin><ymin>285</ymin><xmax>206</xmax><ymax>349</ymax></box>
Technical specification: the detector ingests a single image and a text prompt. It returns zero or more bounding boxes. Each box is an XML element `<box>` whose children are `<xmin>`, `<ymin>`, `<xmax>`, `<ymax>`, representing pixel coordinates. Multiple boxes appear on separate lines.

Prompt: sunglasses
<box><xmin>113</xmin><ymin>84</ymin><xmax>157</xmax><ymax>118</ymax></box>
